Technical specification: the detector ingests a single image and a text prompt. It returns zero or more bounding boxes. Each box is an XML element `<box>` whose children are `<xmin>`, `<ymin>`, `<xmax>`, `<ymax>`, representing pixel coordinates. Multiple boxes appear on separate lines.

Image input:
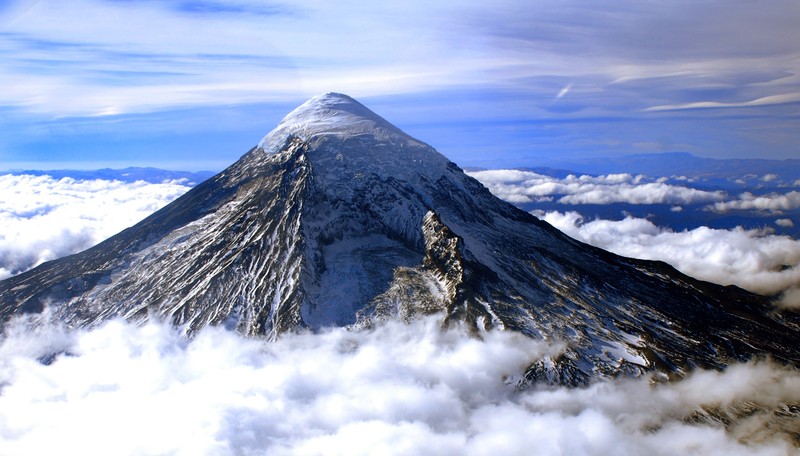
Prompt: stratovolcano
<box><xmin>1</xmin><ymin>93</ymin><xmax>798</xmax><ymax>385</ymax></box>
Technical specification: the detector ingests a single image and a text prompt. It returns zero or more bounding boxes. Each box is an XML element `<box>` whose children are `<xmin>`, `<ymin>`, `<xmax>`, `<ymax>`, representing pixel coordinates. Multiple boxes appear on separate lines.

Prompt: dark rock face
<box><xmin>1</xmin><ymin>93</ymin><xmax>798</xmax><ymax>385</ymax></box>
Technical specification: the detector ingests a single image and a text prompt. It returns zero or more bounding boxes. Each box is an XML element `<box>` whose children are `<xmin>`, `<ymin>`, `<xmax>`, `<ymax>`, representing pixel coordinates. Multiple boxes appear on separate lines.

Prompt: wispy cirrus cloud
<box><xmin>1</xmin><ymin>0</ymin><xmax>798</xmax><ymax>168</ymax></box>
<box><xmin>645</xmin><ymin>92</ymin><xmax>800</xmax><ymax>112</ymax></box>
<box><xmin>0</xmin><ymin>0</ymin><xmax>798</xmax><ymax>120</ymax></box>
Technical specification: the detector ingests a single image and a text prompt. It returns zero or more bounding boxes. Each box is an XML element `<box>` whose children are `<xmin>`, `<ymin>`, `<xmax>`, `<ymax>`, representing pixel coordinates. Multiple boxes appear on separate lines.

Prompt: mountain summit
<box><xmin>260</xmin><ymin>92</ymin><xmax>416</xmax><ymax>144</ymax></box>
<box><xmin>1</xmin><ymin>93</ymin><xmax>798</xmax><ymax>384</ymax></box>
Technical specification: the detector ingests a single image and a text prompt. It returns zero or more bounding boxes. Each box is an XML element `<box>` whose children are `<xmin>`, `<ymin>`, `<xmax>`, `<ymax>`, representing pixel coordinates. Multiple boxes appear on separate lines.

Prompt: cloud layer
<box><xmin>0</xmin><ymin>174</ymin><xmax>191</xmax><ymax>279</ymax></box>
<box><xmin>466</xmin><ymin>169</ymin><xmax>800</xmax><ymax>307</ymax></box>
<box><xmin>709</xmin><ymin>191</ymin><xmax>800</xmax><ymax>214</ymax></box>
<box><xmin>537</xmin><ymin>210</ymin><xmax>800</xmax><ymax>308</ymax></box>
<box><xmin>0</xmin><ymin>317</ymin><xmax>797</xmax><ymax>455</ymax></box>
<box><xmin>468</xmin><ymin>170</ymin><xmax>725</xmax><ymax>205</ymax></box>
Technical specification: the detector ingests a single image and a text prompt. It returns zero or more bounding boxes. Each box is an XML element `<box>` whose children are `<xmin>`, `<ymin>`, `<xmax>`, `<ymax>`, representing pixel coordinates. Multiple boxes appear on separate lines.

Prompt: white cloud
<box><xmin>469</xmin><ymin>170</ymin><xmax>800</xmax><ymax>227</ymax></box>
<box><xmin>468</xmin><ymin>170</ymin><xmax>726</xmax><ymax>205</ymax></box>
<box><xmin>776</xmin><ymin>218</ymin><xmax>795</xmax><ymax>228</ymax></box>
<box><xmin>777</xmin><ymin>287</ymin><xmax>800</xmax><ymax>309</ymax></box>
<box><xmin>0</xmin><ymin>175</ymin><xmax>191</xmax><ymax>279</ymax></box>
<box><xmin>537</xmin><ymin>211</ymin><xmax>800</xmax><ymax>305</ymax></box>
<box><xmin>644</xmin><ymin>92</ymin><xmax>800</xmax><ymax>112</ymax></box>
<box><xmin>708</xmin><ymin>191</ymin><xmax>800</xmax><ymax>213</ymax></box>
<box><xmin>555</xmin><ymin>82</ymin><xmax>573</xmax><ymax>99</ymax></box>
<box><xmin>0</xmin><ymin>317</ymin><xmax>796</xmax><ymax>455</ymax></box>
<box><xmin>0</xmin><ymin>0</ymin><xmax>798</xmax><ymax>120</ymax></box>
<box><xmin>0</xmin><ymin>0</ymin><xmax>535</xmax><ymax>117</ymax></box>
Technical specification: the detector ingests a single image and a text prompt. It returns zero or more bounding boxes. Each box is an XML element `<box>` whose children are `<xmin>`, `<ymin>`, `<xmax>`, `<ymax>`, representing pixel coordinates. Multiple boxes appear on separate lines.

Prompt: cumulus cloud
<box><xmin>469</xmin><ymin>171</ymin><xmax>800</xmax><ymax>218</ymax></box>
<box><xmin>468</xmin><ymin>170</ymin><xmax>726</xmax><ymax>205</ymax></box>
<box><xmin>537</xmin><ymin>211</ymin><xmax>800</xmax><ymax>307</ymax></box>
<box><xmin>0</xmin><ymin>317</ymin><xmax>796</xmax><ymax>455</ymax></box>
<box><xmin>776</xmin><ymin>218</ymin><xmax>795</xmax><ymax>228</ymax></box>
<box><xmin>0</xmin><ymin>175</ymin><xmax>191</xmax><ymax>279</ymax></box>
<box><xmin>708</xmin><ymin>191</ymin><xmax>800</xmax><ymax>214</ymax></box>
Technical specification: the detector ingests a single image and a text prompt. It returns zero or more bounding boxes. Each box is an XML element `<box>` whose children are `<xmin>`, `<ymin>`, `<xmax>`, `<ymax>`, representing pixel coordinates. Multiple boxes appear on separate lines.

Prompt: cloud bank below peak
<box><xmin>0</xmin><ymin>174</ymin><xmax>193</xmax><ymax>280</ymax></box>
<box><xmin>538</xmin><ymin>210</ymin><xmax>800</xmax><ymax>309</ymax></box>
<box><xmin>0</xmin><ymin>317</ymin><xmax>797</xmax><ymax>455</ymax></box>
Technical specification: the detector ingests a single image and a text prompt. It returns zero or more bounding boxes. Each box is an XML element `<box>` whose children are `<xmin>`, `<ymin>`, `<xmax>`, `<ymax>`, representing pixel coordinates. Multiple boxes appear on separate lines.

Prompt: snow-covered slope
<box><xmin>1</xmin><ymin>93</ymin><xmax>798</xmax><ymax>385</ymax></box>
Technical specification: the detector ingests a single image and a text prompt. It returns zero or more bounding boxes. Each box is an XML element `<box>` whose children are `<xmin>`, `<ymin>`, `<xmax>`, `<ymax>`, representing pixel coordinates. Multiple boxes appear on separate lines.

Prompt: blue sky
<box><xmin>1</xmin><ymin>0</ymin><xmax>798</xmax><ymax>171</ymax></box>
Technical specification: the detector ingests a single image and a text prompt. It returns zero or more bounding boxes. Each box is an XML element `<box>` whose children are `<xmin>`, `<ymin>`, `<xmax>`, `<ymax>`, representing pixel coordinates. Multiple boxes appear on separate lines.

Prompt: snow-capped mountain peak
<box><xmin>258</xmin><ymin>92</ymin><xmax>421</xmax><ymax>152</ymax></box>
<box><xmin>2</xmin><ymin>93</ymin><xmax>798</xmax><ymax>386</ymax></box>
<box><xmin>257</xmin><ymin>92</ymin><xmax>451</xmax><ymax>188</ymax></box>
